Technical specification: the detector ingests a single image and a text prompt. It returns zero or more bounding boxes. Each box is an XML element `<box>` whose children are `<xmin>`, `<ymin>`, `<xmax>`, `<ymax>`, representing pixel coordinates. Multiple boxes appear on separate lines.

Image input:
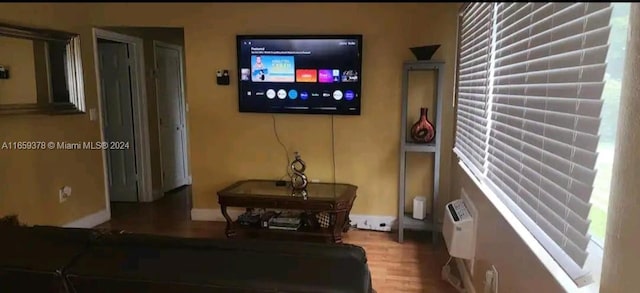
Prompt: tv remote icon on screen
<box><xmin>277</xmin><ymin>89</ymin><xmax>287</xmax><ymax>99</ymax></box>
<box><xmin>333</xmin><ymin>90</ymin><xmax>343</xmax><ymax>101</ymax></box>
<box><xmin>266</xmin><ymin>89</ymin><xmax>276</xmax><ymax>99</ymax></box>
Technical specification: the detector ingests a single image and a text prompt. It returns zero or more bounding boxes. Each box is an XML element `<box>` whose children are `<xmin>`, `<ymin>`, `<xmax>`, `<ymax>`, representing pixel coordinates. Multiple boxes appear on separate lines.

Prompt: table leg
<box><xmin>332</xmin><ymin>211</ymin><xmax>347</xmax><ymax>244</ymax></box>
<box><xmin>343</xmin><ymin>198</ymin><xmax>355</xmax><ymax>233</ymax></box>
<box><xmin>220</xmin><ymin>205</ymin><xmax>236</xmax><ymax>238</ymax></box>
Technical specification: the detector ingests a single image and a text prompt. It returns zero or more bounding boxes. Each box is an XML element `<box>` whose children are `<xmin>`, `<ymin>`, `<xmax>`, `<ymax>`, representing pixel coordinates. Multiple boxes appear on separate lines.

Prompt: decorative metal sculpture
<box><xmin>290</xmin><ymin>152</ymin><xmax>308</xmax><ymax>199</ymax></box>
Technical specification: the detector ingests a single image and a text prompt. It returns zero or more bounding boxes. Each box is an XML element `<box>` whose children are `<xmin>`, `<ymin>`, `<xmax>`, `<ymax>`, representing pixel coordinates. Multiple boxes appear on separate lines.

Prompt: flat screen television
<box><xmin>236</xmin><ymin>35</ymin><xmax>363</xmax><ymax>115</ymax></box>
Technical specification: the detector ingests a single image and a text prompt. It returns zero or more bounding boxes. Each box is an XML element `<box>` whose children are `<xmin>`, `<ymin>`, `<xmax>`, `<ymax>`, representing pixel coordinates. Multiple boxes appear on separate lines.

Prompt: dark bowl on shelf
<box><xmin>410</xmin><ymin>45</ymin><xmax>441</xmax><ymax>60</ymax></box>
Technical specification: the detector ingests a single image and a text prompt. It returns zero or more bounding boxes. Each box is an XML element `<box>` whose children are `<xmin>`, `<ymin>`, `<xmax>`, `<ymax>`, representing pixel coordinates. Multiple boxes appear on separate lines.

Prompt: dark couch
<box><xmin>0</xmin><ymin>225</ymin><xmax>373</xmax><ymax>293</ymax></box>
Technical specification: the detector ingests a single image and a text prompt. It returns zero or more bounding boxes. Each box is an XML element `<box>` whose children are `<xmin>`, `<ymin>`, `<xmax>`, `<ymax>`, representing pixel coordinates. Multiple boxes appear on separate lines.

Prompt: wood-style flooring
<box><xmin>96</xmin><ymin>186</ymin><xmax>457</xmax><ymax>293</ymax></box>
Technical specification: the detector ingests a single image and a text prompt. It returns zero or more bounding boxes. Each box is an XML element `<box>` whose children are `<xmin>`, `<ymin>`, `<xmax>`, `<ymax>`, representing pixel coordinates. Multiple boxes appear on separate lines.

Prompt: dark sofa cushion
<box><xmin>0</xmin><ymin>226</ymin><xmax>373</xmax><ymax>293</ymax></box>
<box><xmin>67</xmin><ymin>234</ymin><xmax>372</xmax><ymax>293</ymax></box>
<box><xmin>66</xmin><ymin>280</ymin><xmax>274</xmax><ymax>293</ymax></box>
<box><xmin>0</xmin><ymin>225</ymin><xmax>98</xmax><ymax>293</ymax></box>
<box><xmin>0</xmin><ymin>225</ymin><xmax>98</xmax><ymax>269</ymax></box>
<box><xmin>96</xmin><ymin>232</ymin><xmax>368</xmax><ymax>263</ymax></box>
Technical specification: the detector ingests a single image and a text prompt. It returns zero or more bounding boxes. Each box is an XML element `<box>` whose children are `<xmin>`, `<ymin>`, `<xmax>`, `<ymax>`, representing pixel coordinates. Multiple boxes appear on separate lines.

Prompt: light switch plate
<box><xmin>89</xmin><ymin>108</ymin><xmax>97</xmax><ymax>121</ymax></box>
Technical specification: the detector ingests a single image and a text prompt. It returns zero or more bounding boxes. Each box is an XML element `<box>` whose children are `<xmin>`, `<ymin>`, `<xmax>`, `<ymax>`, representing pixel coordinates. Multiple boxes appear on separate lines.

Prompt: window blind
<box><xmin>454</xmin><ymin>2</ymin><xmax>612</xmax><ymax>286</ymax></box>
<box><xmin>454</xmin><ymin>2</ymin><xmax>494</xmax><ymax>176</ymax></box>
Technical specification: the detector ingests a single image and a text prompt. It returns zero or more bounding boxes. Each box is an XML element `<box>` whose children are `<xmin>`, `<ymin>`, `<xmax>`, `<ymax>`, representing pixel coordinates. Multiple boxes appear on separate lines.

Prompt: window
<box><xmin>454</xmin><ymin>2</ymin><xmax>618</xmax><ymax>287</ymax></box>
<box><xmin>588</xmin><ymin>2</ymin><xmax>629</xmax><ymax>246</ymax></box>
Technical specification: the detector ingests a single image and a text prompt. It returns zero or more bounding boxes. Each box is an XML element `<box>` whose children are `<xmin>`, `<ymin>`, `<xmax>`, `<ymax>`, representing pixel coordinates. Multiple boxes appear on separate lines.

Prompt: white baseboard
<box><xmin>190</xmin><ymin>208</ymin><xmax>245</xmax><ymax>221</ymax></box>
<box><xmin>63</xmin><ymin>209</ymin><xmax>110</xmax><ymax>228</ymax></box>
<box><xmin>455</xmin><ymin>258</ymin><xmax>476</xmax><ymax>293</ymax></box>
<box><xmin>349</xmin><ymin>214</ymin><xmax>396</xmax><ymax>232</ymax></box>
<box><xmin>152</xmin><ymin>189</ymin><xmax>164</xmax><ymax>201</ymax></box>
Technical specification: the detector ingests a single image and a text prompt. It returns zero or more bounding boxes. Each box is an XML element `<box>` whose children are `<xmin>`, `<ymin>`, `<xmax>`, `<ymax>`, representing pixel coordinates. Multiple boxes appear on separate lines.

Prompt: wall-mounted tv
<box><xmin>236</xmin><ymin>35</ymin><xmax>363</xmax><ymax>115</ymax></box>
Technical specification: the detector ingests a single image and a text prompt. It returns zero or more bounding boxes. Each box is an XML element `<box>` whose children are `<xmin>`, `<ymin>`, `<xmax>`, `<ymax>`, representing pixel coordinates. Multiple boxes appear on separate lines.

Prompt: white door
<box><xmin>98</xmin><ymin>41</ymin><xmax>138</xmax><ymax>202</ymax></box>
<box><xmin>155</xmin><ymin>43</ymin><xmax>189</xmax><ymax>191</ymax></box>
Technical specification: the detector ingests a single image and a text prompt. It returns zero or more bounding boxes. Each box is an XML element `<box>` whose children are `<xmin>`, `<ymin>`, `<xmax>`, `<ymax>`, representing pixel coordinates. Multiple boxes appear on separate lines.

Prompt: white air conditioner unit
<box><xmin>443</xmin><ymin>199</ymin><xmax>475</xmax><ymax>260</ymax></box>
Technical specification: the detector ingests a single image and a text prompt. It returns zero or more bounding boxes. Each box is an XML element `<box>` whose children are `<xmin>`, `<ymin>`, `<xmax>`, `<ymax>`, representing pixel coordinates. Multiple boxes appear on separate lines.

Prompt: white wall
<box><xmin>450</xmin><ymin>158</ymin><xmax>565</xmax><ymax>293</ymax></box>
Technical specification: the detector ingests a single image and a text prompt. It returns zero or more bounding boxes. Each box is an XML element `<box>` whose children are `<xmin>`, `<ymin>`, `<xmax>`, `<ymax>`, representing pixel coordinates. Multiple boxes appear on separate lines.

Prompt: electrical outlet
<box><xmin>311</xmin><ymin>179</ymin><xmax>320</xmax><ymax>183</ymax></box>
<box><xmin>59</xmin><ymin>186</ymin><xmax>72</xmax><ymax>203</ymax></box>
<box><xmin>484</xmin><ymin>265</ymin><xmax>498</xmax><ymax>293</ymax></box>
<box><xmin>441</xmin><ymin>259</ymin><xmax>466</xmax><ymax>293</ymax></box>
<box><xmin>0</xmin><ymin>65</ymin><xmax>9</xmax><ymax>79</ymax></box>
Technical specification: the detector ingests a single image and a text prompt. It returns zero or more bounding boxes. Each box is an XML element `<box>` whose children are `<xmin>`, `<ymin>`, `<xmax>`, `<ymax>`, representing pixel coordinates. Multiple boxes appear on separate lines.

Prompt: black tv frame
<box><xmin>236</xmin><ymin>34</ymin><xmax>363</xmax><ymax>116</ymax></box>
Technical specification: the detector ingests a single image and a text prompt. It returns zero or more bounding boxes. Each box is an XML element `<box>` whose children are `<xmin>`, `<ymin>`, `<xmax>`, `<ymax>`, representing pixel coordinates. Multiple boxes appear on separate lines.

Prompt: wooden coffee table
<box><xmin>217</xmin><ymin>179</ymin><xmax>357</xmax><ymax>243</ymax></box>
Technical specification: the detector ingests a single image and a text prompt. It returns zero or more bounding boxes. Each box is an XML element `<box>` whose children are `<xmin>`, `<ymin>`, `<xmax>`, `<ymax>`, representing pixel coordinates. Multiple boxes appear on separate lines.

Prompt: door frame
<box><xmin>153</xmin><ymin>40</ymin><xmax>191</xmax><ymax>192</ymax></box>
<box><xmin>93</xmin><ymin>28</ymin><xmax>153</xmax><ymax>208</ymax></box>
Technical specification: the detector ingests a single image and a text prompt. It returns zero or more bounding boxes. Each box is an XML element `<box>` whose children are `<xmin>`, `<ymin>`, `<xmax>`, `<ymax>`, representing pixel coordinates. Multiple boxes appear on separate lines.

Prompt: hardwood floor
<box><xmin>97</xmin><ymin>187</ymin><xmax>457</xmax><ymax>293</ymax></box>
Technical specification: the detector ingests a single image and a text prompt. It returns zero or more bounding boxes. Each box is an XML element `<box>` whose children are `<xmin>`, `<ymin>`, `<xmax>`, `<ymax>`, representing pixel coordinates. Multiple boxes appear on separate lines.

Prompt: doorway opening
<box><xmin>93</xmin><ymin>27</ymin><xmax>190</xmax><ymax>219</ymax></box>
<box><xmin>153</xmin><ymin>41</ymin><xmax>191</xmax><ymax>192</ymax></box>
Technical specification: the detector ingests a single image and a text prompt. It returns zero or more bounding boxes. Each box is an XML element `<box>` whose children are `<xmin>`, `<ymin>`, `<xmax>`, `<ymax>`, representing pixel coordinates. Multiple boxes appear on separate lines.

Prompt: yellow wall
<box><xmin>0</xmin><ymin>114</ymin><xmax>106</xmax><ymax>225</ymax></box>
<box><xmin>0</xmin><ymin>3</ymin><xmax>459</xmax><ymax>225</ymax></box>
<box><xmin>0</xmin><ymin>13</ymin><xmax>106</xmax><ymax>225</ymax></box>
<box><xmin>0</xmin><ymin>36</ymin><xmax>37</xmax><ymax>105</ymax></box>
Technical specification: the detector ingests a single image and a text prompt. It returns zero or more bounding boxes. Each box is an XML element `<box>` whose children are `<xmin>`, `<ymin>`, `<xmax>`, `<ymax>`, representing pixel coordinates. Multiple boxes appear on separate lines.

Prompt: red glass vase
<box><xmin>410</xmin><ymin>107</ymin><xmax>435</xmax><ymax>144</ymax></box>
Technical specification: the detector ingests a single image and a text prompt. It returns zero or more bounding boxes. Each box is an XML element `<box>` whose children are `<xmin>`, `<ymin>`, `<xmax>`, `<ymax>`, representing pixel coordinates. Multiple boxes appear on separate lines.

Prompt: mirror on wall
<box><xmin>0</xmin><ymin>23</ymin><xmax>85</xmax><ymax>114</ymax></box>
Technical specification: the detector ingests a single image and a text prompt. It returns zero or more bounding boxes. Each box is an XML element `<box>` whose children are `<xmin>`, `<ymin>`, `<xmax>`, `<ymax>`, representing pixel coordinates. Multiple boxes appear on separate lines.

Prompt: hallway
<box><xmin>96</xmin><ymin>186</ymin><xmax>214</xmax><ymax>238</ymax></box>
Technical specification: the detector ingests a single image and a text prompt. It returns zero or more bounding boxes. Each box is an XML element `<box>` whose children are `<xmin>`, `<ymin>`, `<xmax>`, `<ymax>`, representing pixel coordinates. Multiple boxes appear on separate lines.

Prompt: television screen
<box><xmin>236</xmin><ymin>35</ymin><xmax>363</xmax><ymax>115</ymax></box>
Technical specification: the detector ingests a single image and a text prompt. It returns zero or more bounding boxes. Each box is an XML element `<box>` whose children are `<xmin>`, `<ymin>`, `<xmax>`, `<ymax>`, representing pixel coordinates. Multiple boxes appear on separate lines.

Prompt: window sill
<box><xmin>457</xmin><ymin>159</ymin><xmax>603</xmax><ymax>293</ymax></box>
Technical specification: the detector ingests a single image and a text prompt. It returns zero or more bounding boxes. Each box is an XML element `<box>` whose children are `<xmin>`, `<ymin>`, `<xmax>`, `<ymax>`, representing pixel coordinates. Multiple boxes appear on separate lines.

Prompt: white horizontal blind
<box><xmin>454</xmin><ymin>2</ymin><xmax>494</xmax><ymax>176</ymax></box>
<box><xmin>484</xmin><ymin>2</ymin><xmax>612</xmax><ymax>284</ymax></box>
